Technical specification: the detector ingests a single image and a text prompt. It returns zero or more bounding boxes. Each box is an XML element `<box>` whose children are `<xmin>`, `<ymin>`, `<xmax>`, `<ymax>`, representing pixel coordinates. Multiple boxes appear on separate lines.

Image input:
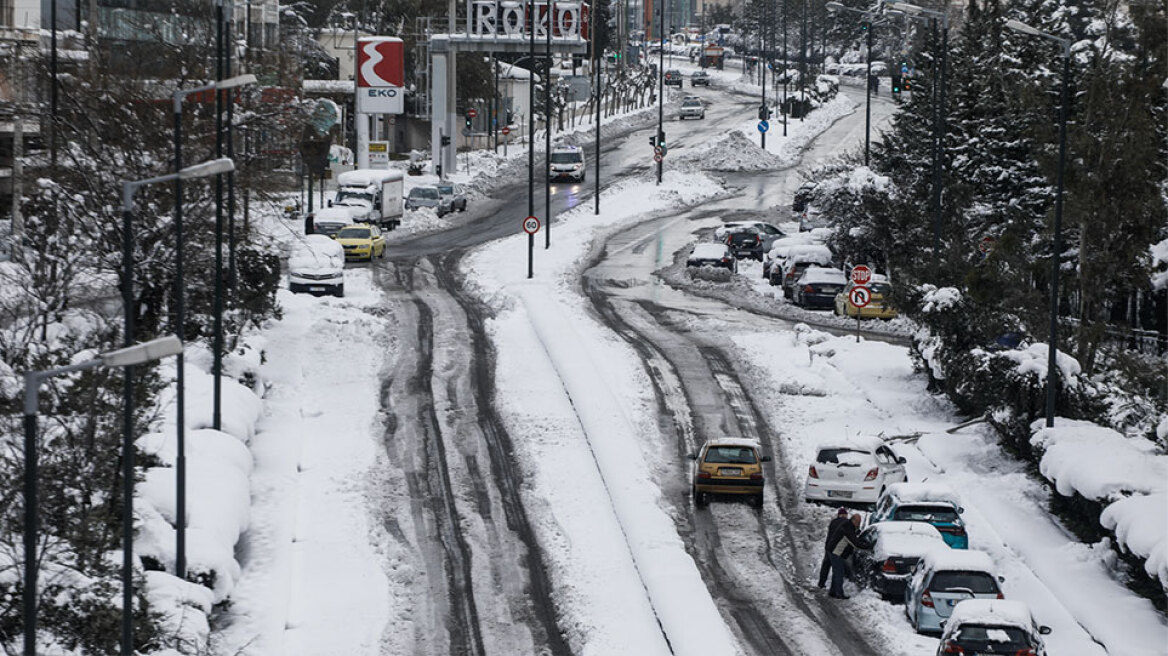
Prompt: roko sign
<box><xmin>466</xmin><ymin>0</ymin><xmax>590</xmax><ymax>40</ymax></box>
<box><xmin>357</xmin><ymin>37</ymin><xmax>405</xmax><ymax>114</ymax></box>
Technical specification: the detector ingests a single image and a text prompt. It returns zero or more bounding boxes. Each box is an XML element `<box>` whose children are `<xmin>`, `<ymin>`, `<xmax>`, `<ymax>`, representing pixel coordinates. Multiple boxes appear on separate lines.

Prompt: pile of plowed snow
<box><xmin>676</xmin><ymin>129</ymin><xmax>782</xmax><ymax>171</ymax></box>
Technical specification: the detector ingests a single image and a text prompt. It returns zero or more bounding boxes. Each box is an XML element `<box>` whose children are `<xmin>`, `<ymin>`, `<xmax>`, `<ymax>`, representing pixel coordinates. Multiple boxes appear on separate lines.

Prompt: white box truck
<box><xmin>330</xmin><ymin>169</ymin><xmax>405</xmax><ymax>230</ymax></box>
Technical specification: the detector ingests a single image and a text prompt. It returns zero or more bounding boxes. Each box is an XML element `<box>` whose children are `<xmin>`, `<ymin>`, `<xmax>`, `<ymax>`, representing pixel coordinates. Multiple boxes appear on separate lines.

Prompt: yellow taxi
<box><xmin>834</xmin><ymin>275</ymin><xmax>898</xmax><ymax>320</ymax></box>
<box><xmin>689</xmin><ymin>438</ymin><xmax>770</xmax><ymax>509</ymax></box>
<box><xmin>333</xmin><ymin>223</ymin><xmax>386</xmax><ymax>261</ymax></box>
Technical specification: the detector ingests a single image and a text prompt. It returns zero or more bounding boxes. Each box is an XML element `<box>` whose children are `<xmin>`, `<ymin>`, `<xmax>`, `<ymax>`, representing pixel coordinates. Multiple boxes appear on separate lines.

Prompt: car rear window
<box><xmin>815</xmin><ymin>448</ymin><xmax>872</xmax><ymax>464</ymax></box>
<box><xmin>871</xmin><ymin>283</ymin><xmax>892</xmax><ymax>294</ymax></box>
<box><xmin>704</xmin><ymin>446</ymin><xmax>758</xmax><ymax>464</ymax></box>
<box><xmin>337</xmin><ymin>227</ymin><xmax>371</xmax><ymax>239</ymax></box>
<box><xmin>411</xmin><ymin>187</ymin><xmax>438</xmax><ymax>199</ymax></box>
<box><xmin>894</xmin><ymin>505</ymin><xmax>959</xmax><ymax>523</ymax></box>
<box><xmin>930</xmin><ymin>571</ymin><xmax>999</xmax><ymax>594</ymax></box>
<box><xmin>952</xmin><ymin>625</ymin><xmax>1029</xmax><ymax>648</ymax></box>
<box><xmin>550</xmin><ymin>152</ymin><xmax>583</xmax><ymax>163</ymax></box>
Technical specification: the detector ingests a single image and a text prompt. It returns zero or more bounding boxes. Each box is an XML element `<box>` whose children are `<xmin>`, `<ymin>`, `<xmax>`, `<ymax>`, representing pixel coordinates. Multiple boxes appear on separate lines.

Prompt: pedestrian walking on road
<box><xmin>826</xmin><ymin>513</ymin><xmax>862</xmax><ymax>599</ymax></box>
<box><xmin>818</xmin><ymin>508</ymin><xmax>850</xmax><ymax>588</ymax></box>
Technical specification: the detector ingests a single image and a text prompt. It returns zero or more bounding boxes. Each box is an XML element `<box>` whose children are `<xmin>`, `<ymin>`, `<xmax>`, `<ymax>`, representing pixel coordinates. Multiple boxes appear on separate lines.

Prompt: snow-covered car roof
<box><xmin>289</xmin><ymin>235</ymin><xmax>344</xmax><ymax>271</ymax></box>
<box><xmin>884</xmin><ymin>482</ymin><xmax>962</xmax><ymax>507</ymax></box>
<box><xmin>769</xmin><ymin>243</ymin><xmax>832</xmax><ymax>264</ymax></box>
<box><xmin>313</xmin><ymin>206</ymin><xmax>355</xmax><ymax>223</ymax></box>
<box><xmin>943</xmin><ymin>599</ymin><xmax>1037</xmax><ymax>634</ymax></box>
<box><xmin>815</xmin><ymin>435</ymin><xmax>886</xmax><ymax>453</ymax></box>
<box><xmin>704</xmin><ymin>437</ymin><xmax>762</xmax><ymax>450</ymax></box>
<box><xmin>691</xmin><ymin>243</ymin><xmax>731</xmax><ymax>258</ymax></box>
<box><xmin>798</xmin><ymin>266</ymin><xmax>845</xmax><ymax>284</ymax></box>
<box><xmin>715</xmin><ymin>220</ymin><xmax>775</xmax><ymax>238</ymax></box>
<box><xmin>921</xmin><ymin>547</ymin><xmax>997</xmax><ymax>575</ymax></box>
<box><xmin>866</xmin><ymin>521</ymin><xmax>947</xmax><ymax>559</ymax></box>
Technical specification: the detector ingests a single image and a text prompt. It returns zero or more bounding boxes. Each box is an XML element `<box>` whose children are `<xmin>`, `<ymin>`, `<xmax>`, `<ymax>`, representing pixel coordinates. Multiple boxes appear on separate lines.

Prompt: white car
<box><xmin>803</xmin><ymin>436</ymin><xmax>907</xmax><ymax>505</ymax></box>
<box><xmin>679</xmin><ymin>97</ymin><xmax>706</xmax><ymax>119</ymax></box>
<box><xmin>549</xmin><ymin>146</ymin><xmax>586</xmax><ymax>182</ymax></box>
<box><xmin>905</xmin><ymin>549</ymin><xmax>1005</xmax><ymax>635</ymax></box>
<box><xmin>288</xmin><ymin>235</ymin><xmax>345</xmax><ymax>297</ymax></box>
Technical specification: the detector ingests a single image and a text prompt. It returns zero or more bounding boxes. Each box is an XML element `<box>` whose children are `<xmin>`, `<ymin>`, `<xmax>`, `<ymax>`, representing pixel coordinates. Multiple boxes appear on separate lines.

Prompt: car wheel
<box><xmin>752</xmin><ymin>494</ymin><xmax>764</xmax><ymax>509</ymax></box>
<box><xmin>694</xmin><ymin>489</ymin><xmax>709</xmax><ymax>507</ymax></box>
<box><xmin>334</xmin><ymin>286</ymin><xmax>345</xmax><ymax>298</ymax></box>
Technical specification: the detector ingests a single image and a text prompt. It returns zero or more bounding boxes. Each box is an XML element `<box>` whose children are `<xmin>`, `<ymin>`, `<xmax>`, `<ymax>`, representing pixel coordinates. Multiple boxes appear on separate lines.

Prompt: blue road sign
<box><xmin>758</xmin><ymin>120</ymin><xmax>770</xmax><ymax>133</ymax></box>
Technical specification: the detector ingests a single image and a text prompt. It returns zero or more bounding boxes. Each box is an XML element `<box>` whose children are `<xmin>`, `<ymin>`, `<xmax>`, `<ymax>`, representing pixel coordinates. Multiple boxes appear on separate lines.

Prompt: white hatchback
<box><xmin>803</xmin><ymin>436</ymin><xmax>907</xmax><ymax>505</ymax></box>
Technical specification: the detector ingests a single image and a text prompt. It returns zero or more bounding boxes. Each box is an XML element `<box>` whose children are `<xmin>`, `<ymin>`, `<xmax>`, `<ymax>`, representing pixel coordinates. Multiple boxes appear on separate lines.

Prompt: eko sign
<box><xmin>466</xmin><ymin>0</ymin><xmax>590</xmax><ymax>41</ymax></box>
<box><xmin>357</xmin><ymin>36</ymin><xmax>405</xmax><ymax>114</ymax></box>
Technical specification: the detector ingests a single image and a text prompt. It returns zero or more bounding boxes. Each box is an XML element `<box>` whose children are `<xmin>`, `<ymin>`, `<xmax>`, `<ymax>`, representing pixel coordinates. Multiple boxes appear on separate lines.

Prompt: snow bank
<box><xmin>997</xmin><ymin>343</ymin><xmax>1082</xmax><ymax>383</ymax></box>
<box><xmin>1030</xmin><ymin>419</ymin><xmax>1168</xmax><ymax>589</ymax></box>
<box><xmin>673</xmin><ymin>129</ymin><xmax>782</xmax><ymax>171</ymax></box>
<box><xmin>1150</xmin><ymin>238</ymin><xmax>1168</xmax><ymax>290</ymax></box>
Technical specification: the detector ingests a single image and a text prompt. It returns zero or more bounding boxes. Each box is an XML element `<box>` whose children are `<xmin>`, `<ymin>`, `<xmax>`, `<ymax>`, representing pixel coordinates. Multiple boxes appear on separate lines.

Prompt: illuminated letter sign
<box><xmin>466</xmin><ymin>1</ymin><xmax>589</xmax><ymax>40</ymax></box>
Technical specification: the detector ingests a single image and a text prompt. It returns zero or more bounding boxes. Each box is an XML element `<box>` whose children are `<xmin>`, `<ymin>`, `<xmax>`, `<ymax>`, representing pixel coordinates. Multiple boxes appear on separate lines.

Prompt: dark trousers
<box><xmin>829</xmin><ymin>553</ymin><xmax>848</xmax><ymax>597</ymax></box>
<box><xmin>818</xmin><ymin>554</ymin><xmax>832</xmax><ymax>587</ymax></box>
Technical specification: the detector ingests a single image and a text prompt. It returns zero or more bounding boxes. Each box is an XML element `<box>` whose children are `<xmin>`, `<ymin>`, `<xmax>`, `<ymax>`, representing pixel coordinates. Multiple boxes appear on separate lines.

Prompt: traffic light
<box><xmin>465</xmin><ymin>115</ymin><xmax>473</xmax><ymax>128</ymax></box>
<box><xmin>903</xmin><ymin>78</ymin><xmax>912</xmax><ymax>92</ymax></box>
<box><xmin>758</xmin><ymin>104</ymin><xmax>770</xmax><ymax>120</ymax></box>
<box><xmin>890</xmin><ymin>74</ymin><xmax>902</xmax><ymax>94</ymax></box>
<box><xmin>656</xmin><ymin>130</ymin><xmax>666</xmax><ymax>147</ymax></box>
<box><xmin>440</xmin><ymin>135</ymin><xmax>451</xmax><ymax>146</ymax></box>
<box><xmin>860</xmin><ymin>20</ymin><xmax>869</xmax><ymax>31</ymax></box>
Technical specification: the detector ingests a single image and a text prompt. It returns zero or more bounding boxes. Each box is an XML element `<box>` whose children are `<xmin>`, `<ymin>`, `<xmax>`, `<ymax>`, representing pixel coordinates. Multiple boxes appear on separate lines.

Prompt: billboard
<box><xmin>356</xmin><ymin>37</ymin><xmax>405</xmax><ymax>114</ymax></box>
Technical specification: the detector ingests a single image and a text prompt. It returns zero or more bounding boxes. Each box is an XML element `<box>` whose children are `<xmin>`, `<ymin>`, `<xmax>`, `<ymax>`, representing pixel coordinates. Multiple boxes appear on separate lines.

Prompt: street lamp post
<box><xmin>825</xmin><ymin>2</ymin><xmax>881</xmax><ymax>166</ymax></box>
<box><xmin>120</xmin><ymin>158</ymin><xmax>234</xmax><ymax>656</ymax></box>
<box><xmin>656</xmin><ymin>0</ymin><xmax>664</xmax><ymax>185</ymax></box>
<box><xmin>171</xmin><ymin>74</ymin><xmax>255</xmax><ymax>581</ymax></box>
<box><xmin>1006</xmin><ymin>19</ymin><xmax>1071</xmax><ymax>429</ymax></box>
<box><xmin>22</xmin><ymin>336</ymin><xmax>185</xmax><ymax>656</ymax></box>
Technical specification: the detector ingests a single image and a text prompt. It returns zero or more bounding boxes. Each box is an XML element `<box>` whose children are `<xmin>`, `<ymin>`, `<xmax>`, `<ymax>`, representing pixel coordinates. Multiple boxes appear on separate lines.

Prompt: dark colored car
<box><xmin>687</xmin><ymin>243</ymin><xmax>738</xmax><ymax>272</ymax></box>
<box><xmin>724</xmin><ymin>227</ymin><xmax>765</xmax><ymax>261</ymax></box>
<box><xmin>664</xmin><ymin>69</ymin><xmax>684</xmax><ymax>86</ymax></box>
<box><xmin>854</xmin><ymin>521</ymin><xmax>947</xmax><ymax>600</ymax></box>
<box><xmin>792</xmin><ymin>181</ymin><xmax>817</xmax><ymax>213</ymax></box>
<box><xmin>691</xmin><ymin>70</ymin><xmax>710</xmax><ymax>86</ymax></box>
<box><xmin>792</xmin><ymin>266</ymin><xmax>846</xmax><ymax>309</ymax></box>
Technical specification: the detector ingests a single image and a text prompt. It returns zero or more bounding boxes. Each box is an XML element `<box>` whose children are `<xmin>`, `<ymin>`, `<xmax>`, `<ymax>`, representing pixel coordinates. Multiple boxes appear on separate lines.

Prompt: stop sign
<box><xmin>850</xmin><ymin>265</ymin><xmax>872</xmax><ymax>286</ymax></box>
<box><xmin>467</xmin><ymin>108</ymin><xmax>478</xmax><ymax>119</ymax></box>
<box><xmin>502</xmin><ymin>126</ymin><xmax>511</xmax><ymax>136</ymax></box>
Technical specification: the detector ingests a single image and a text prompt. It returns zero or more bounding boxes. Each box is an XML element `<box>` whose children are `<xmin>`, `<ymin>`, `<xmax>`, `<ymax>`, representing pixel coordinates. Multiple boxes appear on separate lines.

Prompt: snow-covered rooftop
<box><xmin>885</xmin><ymin>481</ymin><xmax>962</xmax><ymax>507</ymax></box>
<box><xmin>869</xmin><ymin>521</ymin><xmax>947</xmax><ymax>559</ymax></box>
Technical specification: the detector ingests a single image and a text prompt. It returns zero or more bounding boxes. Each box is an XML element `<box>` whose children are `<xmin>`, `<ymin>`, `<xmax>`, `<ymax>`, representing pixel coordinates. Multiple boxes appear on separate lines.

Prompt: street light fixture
<box><xmin>120</xmin><ymin>158</ymin><xmax>233</xmax><ymax>656</ymax></box>
<box><xmin>1006</xmin><ymin>18</ymin><xmax>1072</xmax><ymax>429</ymax></box>
<box><xmin>21</xmin><ymin>336</ymin><xmax>183</xmax><ymax>656</ymax></box>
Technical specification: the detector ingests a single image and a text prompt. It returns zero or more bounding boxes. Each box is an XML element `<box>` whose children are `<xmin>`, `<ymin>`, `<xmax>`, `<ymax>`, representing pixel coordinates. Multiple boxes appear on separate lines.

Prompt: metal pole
<box><xmin>120</xmin><ymin>203</ymin><xmax>135</xmax><ymax>656</ymax></box>
<box><xmin>529</xmin><ymin>0</ymin><xmax>536</xmax><ymax>223</ymax></box>
<box><xmin>782</xmin><ymin>0</ymin><xmax>788</xmax><ymax>136</ymax></box>
<box><xmin>656</xmin><ymin>0</ymin><xmax>664</xmax><ymax>185</ymax></box>
<box><xmin>545</xmin><ymin>2</ymin><xmax>553</xmax><ymax>249</ymax></box>
<box><xmin>50</xmin><ymin>0</ymin><xmax>57</xmax><ymax>173</ymax></box>
<box><xmin>172</xmin><ymin>99</ymin><xmax>187</xmax><ymax>581</ymax></box>
<box><xmin>1045</xmin><ymin>48</ymin><xmax>1070</xmax><ymax>428</ymax></box>
<box><xmin>864</xmin><ymin>23</ymin><xmax>872</xmax><ymax>166</ymax></box>
<box><xmin>493</xmin><ymin>55</ymin><xmax>499</xmax><ymax>153</ymax></box>
<box><xmin>22</xmin><ymin>388</ymin><xmax>37</xmax><ymax>656</ymax></box>
<box><xmin>760</xmin><ymin>0</ymin><xmax>766</xmax><ymax>150</ymax></box>
<box><xmin>212</xmin><ymin>1</ymin><xmax>224</xmax><ymax>432</ymax></box>
<box><xmin>594</xmin><ymin>0</ymin><xmax>601</xmax><ymax>215</ymax></box>
<box><xmin>800</xmin><ymin>0</ymin><xmax>806</xmax><ymax>121</ymax></box>
<box><xmin>227</xmin><ymin>16</ymin><xmax>238</xmax><ymax>294</ymax></box>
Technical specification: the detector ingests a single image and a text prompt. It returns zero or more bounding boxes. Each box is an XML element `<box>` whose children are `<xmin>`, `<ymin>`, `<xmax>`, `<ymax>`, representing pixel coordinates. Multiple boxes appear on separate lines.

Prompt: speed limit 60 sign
<box><xmin>523</xmin><ymin>215</ymin><xmax>541</xmax><ymax>234</ymax></box>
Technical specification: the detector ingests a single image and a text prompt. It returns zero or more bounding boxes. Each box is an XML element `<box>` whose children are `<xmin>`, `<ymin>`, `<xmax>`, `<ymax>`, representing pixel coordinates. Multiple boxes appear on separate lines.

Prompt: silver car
<box><xmin>905</xmin><ymin>550</ymin><xmax>1005</xmax><ymax>635</ymax></box>
<box><xmin>405</xmin><ymin>186</ymin><xmax>452</xmax><ymax>215</ymax></box>
<box><xmin>680</xmin><ymin>97</ymin><xmax>705</xmax><ymax>120</ymax></box>
<box><xmin>436</xmin><ymin>182</ymin><xmax>467</xmax><ymax>212</ymax></box>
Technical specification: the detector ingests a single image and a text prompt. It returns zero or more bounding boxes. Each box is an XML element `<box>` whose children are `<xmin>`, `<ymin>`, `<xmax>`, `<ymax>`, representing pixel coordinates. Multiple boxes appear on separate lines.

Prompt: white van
<box><xmin>549</xmin><ymin>146</ymin><xmax>586</xmax><ymax>182</ymax></box>
<box><xmin>332</xmin><ymin>169</ymin><xmax>405</xmax><ymax>230</ymax></box>
<box><xmin>288</xmin><ymin>235</ymin><xmax>345</xmax><ymax>297</ymax></box>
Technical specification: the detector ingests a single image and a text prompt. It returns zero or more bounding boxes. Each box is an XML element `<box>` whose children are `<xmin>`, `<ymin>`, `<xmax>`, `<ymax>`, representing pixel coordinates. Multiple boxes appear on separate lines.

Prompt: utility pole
<box><xmin>656</xmin><ymin>0</ymin><xmax>664</xmax><ymax>185</ymax></box>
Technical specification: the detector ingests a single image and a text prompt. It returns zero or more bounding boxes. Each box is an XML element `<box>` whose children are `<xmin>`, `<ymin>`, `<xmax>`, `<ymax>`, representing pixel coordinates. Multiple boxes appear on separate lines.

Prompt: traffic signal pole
<box><xmin>656</xmin><ymin>1</ymin><xmax>664</xmax><ymax>185</ymax></box>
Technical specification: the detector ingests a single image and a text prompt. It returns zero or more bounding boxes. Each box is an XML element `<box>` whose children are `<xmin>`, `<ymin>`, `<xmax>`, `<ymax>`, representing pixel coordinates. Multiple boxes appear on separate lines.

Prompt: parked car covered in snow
<box><xmin>687</xmin><ymin>242</ymin><xmax>737</xmax><ymax>272</ymax></box>
<box><xmin>773</xmin><ymin>244</ymin><xmax>835</xmax><ymax>297</ymax></box>
<box><xmin>905</xmin><ymin>549</ymin><xmax>1005</xmax><ymax>635</ymax></box>
<box><xmin>716</xmin><ymin>220</ymin><xmax>786</xmax><ymax>256</ymax></box>
<box><xmin>288</xmin><ymin>235</ymin><xmax>345</xmax><ymax>297</ymax></box>
<box><xmin>869</xmin><ymin>482</ymin><xmax>969</xmax><ymax>549</ymax></box>
<box><xmin>803</xmin><ymin>436</ymin><xmax>907</xmax><ymax>505</ymax></box>
<box><xmin>855</xmin><ymin>521</ymin><xmax>947</xmax><ymax>599</ymax></box>
<box><xmin>792</xmin><ymin>266</ymin><xmax>846</xmax><ymax>309</ymax></box>
<box><xmin>936</xmin><ymin>600</ymin><xmax>1051</xmax><ymax>656</ymax></box>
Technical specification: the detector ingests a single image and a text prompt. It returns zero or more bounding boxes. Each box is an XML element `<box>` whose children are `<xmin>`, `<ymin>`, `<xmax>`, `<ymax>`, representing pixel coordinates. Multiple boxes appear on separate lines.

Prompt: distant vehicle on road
<box><xmin>691</xmin><ymin>70</ymin><xmax>711</xmax><ymax>86</ymax></box>
<box><xmin>687</xmin><ymin>242</ymin><xmax>737</xmax><ymax>272</ymax></box>
<box><xmin>679</xmin><ymin>96</ymin><xmax>706</xmax><ymax>120</ymax></box>
<box><xmin>436</xmin><ymin>182</ymin><xmax>468</xmax><ymax>212</ymax></box>
<box><xmin>792</xmin><ymin>266</ymin><xmax>846</xmax><ymax>309</ymax></box>
<box><xmin>803</xmin><ymin>436</ymin><xmax>907</xmax><ymax>505</ymax></box>
<box><xmin>332</xmin><ymin>169</ymin><xmax>404</xmax><ymax>230</ymax></box>
<box><xmin>689</xmin><ymin>437</ymin><xmax>771</xmax><ymax>509</ymax></box>
<box><xmin>288</xmin><ymin>235</ymin><xmax>345</xmax><ymax>297</ymax></box>
<box><xmin>664</xmin><ymin>69</ymin><xmax>684</xmax><ymax>86</ymax></box>
<box><xmin>549</xmin><ymin>146</ymin><xmax>587</xmax><ymax>182</ymax></box>
<box><xmin>405</xmin><ymin>186</ymin><xmax>453</xmax><ymax>215</ymax></box>
<box><xmin>905</xmin><ymin>550</ymin><xmax>1005</xmax><ymax>635</ymax></box>
<box><xmin>936</xmin><ymin>600</ymin><xmax>1051</xmax><ymax>656</ymax></box>
<box><xmin>334</xmin><ymin>224</ymin><xmax>386</xmax><ymax>262</ymax></box>
<box><xmin>717</xmin><ymin>220</ymin><xmax>786</xmax><ymax>255</ymax></box>
<box><xmin>723</xmin><ymin>226</ymin><xmax>765</xmax><ymax>261</ymax></box>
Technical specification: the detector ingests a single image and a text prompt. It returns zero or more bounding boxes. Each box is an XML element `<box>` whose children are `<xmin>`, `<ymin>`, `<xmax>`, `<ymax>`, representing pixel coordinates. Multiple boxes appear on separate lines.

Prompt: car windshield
<box><xmin>930</xmin><ymin>571</ymin><xmax>999</xmax><ymax>594</ymax></box>
<box><xmin>683</xmin><ymin>100</ymin><xmax>702</xmax><ymax>107</ymax></box>
<box><xmin>951</xmin><ymin>625</ymin><xmax>1029</xmax><ymax>648</ymax></box>
<box><xmin>816</xmin><ymin>448</ymin><xmax>871</xmax><ymax>464</ymax></box>
<box><xmin>704</xmin><ymin>446</ymin><xmax>758</xmax><ymax>464</ymax></box>
<box><xmin>436</xmin><ymin>184</ymin><xmax>454</xmax><ymax>194</ymax></box>
<box><xmin>550</xmin><ymin>152</ymin><xmax>583</xmax><ymax>164</ymax></box>
<box><xmin>894</xmin><ymin>505</ymin><xmax>959</xmax><ymax>523</ymax></box>
<box><xmin>337</xmin><ymin>227</ymin><xmax>371</xmax><ymax>239</ymax></box>
<box><xmin>335</xmin><ymin>190</ymin><xmax>374</xmax><ymax>204</ymax></box>
<box><xmin>410</xmin><ymin>188</ymin><xmax>439</xmax><ymax>199</ymax></box>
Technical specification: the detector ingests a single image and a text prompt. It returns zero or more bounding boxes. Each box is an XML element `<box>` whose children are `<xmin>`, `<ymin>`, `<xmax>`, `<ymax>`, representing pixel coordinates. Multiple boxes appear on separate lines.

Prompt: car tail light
<box><xmin>921</xmin><ymin>590</ymin><xmax>934</xmax><ymax>608</ymax></box>
<box><xmin>881</xmin><ymin>558</ymin><xmax>897</xmax><ymax>573</ymax></box>
<box><xmin>750</xmin><ymin>472</ymin><xmax>763</xmax><ymax>480</ymax></box>
<box><xmin>808</xmin><ymin>466</ymin><xmax>819</xmax><ymax>479</ymax></box>
<box><xmin>939</xmin><ymin>642</ymin><xmax>965</xmax><ymax>655</ymax></box>
<box><xmin>997</xmin><ymin>592</ymin><xmax>1005</xmax><ymax>599</ymax></box>
<box><xmin>864</xmin><ymin>468</ymin><xmax>879</xmax><ymax>481</ymax></box>
<box><xmin>697</xmin><ymin>471</ymin><xmax>711</xmax><ymax>479</ymax></box>
<box><xmin>722</xmin><ymin>257</ymin><xmax>730</xmax><ymax>262</ymax></box>
<box><xmin>804</xmin><ymin>285</ymin><xmax>815</xmax><ymax>293</ymax></box>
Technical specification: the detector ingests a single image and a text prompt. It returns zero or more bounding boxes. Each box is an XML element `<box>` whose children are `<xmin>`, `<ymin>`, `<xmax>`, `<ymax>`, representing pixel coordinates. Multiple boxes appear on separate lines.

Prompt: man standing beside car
<box><xmin>826</xmin><ymin>514</ymin><xmax>862</xmax><ymax>599</ymax></box>
<box><xmin>818</xmin><ymin>508</ymin><xmax>850</xmax><ymax>589</ymax></box>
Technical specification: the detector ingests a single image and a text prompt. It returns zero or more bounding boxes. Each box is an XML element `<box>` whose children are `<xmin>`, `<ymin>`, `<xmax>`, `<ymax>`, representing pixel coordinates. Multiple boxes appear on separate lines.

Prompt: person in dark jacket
<box><xmin>818</xmin><ymin>508</ymin><xmax>850</xmax><ymax>588</ymax></box>
<box><xmin>826</xmin><ymin>514</ymin><xmax>862</xmax><ymax>599</ymax></box>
